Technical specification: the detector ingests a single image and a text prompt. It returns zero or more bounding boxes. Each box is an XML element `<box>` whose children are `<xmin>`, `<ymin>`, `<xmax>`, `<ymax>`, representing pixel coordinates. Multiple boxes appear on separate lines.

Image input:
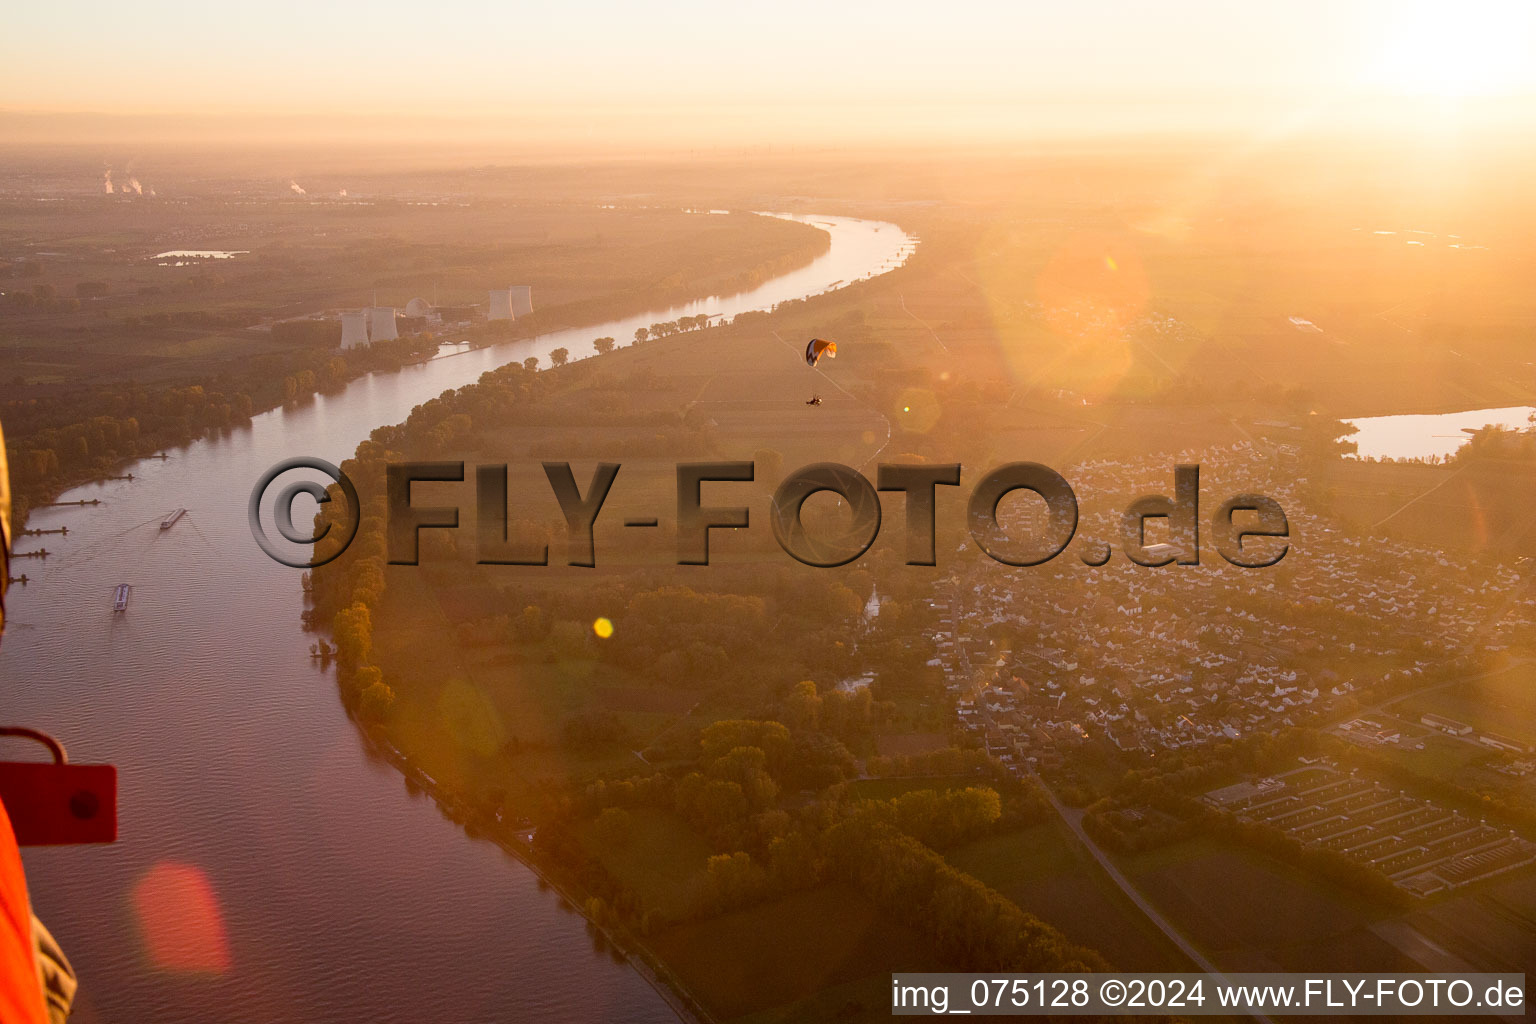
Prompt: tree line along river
<box><xmin>1</xmin><ymin>213</ymin><xmax>914</xmax><ymax>1024</ymax></box>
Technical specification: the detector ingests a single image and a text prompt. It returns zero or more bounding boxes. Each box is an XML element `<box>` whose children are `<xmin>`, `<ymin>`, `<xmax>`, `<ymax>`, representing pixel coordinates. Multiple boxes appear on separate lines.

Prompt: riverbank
<box><xmin>4</xmin><ymin>212</ymin><xmax>830</xmax><ymax>532</ymax></box>
<box><xmin>355</xmin><ymin>721</ymin><xmax>711</xmax><ymax>1024</ymax></box>
<box><xmin>295</xmin><ymin>212</ymin><xmax>919</xmax><ymax>1022</ymax></box>
<box><xmin>4</xmin><ymin>212</ymin><xmax>914</xmax><ymax>1024</ymax></box>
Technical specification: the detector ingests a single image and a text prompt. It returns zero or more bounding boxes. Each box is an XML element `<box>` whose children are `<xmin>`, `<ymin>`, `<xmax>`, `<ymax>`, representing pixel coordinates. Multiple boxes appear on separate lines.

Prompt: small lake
<box><xmin>152</xmin><ymin>250</ymin><xmax>249</xmax><ymax>265</ymax></box>
<box><xmin>1344</xmin><ymin>406</ymin><xmax>1536</xmax><ymax>461</ymax></box>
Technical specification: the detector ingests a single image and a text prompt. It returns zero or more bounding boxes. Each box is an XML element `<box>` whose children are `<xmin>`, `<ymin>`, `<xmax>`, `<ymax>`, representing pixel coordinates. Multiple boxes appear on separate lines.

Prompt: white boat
<box><xmin>160</xmin><ymin>508</ymin><xmax>187</xmax><ymax>530</ymax></box>
<box><xmin>113</xmin><ymin>583</ymin><xmax>131</xmax><ymax>612</ymax></box>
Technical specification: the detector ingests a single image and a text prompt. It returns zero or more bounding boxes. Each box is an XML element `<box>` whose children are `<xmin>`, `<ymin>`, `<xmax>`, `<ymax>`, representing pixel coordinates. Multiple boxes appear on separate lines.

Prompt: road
<box><xmin>1030</xmin><ymin>772</ymin><xmax>1276</xmax><ymax>1024</ymax></box>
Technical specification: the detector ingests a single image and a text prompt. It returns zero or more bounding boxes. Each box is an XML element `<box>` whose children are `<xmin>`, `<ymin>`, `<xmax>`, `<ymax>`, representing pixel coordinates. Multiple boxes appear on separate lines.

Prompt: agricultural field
<box><xmin>1121</xmin><ymin>838</ymin><xmax>1418</xmax><ymax>972</ymax></box>
<box><xmin>1397</xmin><ymin>663</ymin><xmax>1536</xmax><ymax>749</ymax></box>
<box><xmin>647</xmin><ymin>885</ymin><xmax>935</xmax><ymax>1023</ymax></box>
<box><xmin>1406</xmin><ymin>869</ymin><xmax>1536</xmax><ymax>974</ymax></box>
<box><xmin>950</xmin><ymin>822</ymin><xmax>1191</xmax><ymax>971</ymax></box>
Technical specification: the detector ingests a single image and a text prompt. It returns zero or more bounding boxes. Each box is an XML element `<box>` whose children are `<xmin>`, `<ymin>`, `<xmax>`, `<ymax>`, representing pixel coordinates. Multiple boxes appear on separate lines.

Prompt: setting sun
<box><xmin>1369</xmin><ymin>0</ymin><xmax>1536</xmax><ymax>97</ymax></box>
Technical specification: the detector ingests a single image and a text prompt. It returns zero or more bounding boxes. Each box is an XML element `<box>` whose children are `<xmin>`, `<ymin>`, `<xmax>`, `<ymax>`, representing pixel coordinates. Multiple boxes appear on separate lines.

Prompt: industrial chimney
<box><xmin>488</xmin><ymin>288</ymin><xmax>514</xmax><ymax>320</ymax></box>
<box><xmin>367</xmin><ymin>306</ymin><xmax>398</xmax><ymax>342</ymax></box>
<box><xmin>339</xmin><ymin>311</ymin><xmax>370</xmax><ymax>349</ymax></box>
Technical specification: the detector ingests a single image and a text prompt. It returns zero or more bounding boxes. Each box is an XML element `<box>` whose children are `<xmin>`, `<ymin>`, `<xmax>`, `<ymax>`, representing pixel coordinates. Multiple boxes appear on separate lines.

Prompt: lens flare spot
<box><xmin>895</xmin><ymin>388</ymin><xmax>941</xmax><ymax>434</ymax></box>
<box><xmin>1037</xmin><ymin>231</ymin><xmax>1149</xmax><ymax>338</ymax></box>
<box><xmin>592</xmin><ymin>617</ymin><xmax>614</xmax><ymax>639</ymax></box>
<box><xmin>132</xmin><ymin>862</ymin><xmax>231</xmax><ymax>975</ymax></box>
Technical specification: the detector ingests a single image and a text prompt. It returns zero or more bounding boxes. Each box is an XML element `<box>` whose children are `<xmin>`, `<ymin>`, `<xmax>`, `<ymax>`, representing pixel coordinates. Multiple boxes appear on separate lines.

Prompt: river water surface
<box><xmin>2</xmin><ymin>213</ymin><xmax>913</xmax><ymax>1023</ymax></box>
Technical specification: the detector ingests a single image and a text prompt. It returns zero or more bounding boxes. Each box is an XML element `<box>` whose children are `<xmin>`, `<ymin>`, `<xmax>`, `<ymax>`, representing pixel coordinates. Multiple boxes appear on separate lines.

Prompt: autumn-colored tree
<box><xmin>352</xmin><ymin>665</ymin><xmax>395</xmax><ymax>721</ymax></box>
<box><xmin>699</xmin><ymin>720</ymin><xmax>792</xmax><ymax>772</ymax></box>
<box><xmin>593</xmin><ymin>807</ymin><xmax>633</xmax><ymax>847</ymax></box>
<box><xmin>332</xmin><ymin>601</ymin><xmax>373</xmax><ymax>667</ymax></box>
<box><xmin>703</xmin><ymin>851</ymin><xmax>767</xmax><ymax>913</ymax></box>
<box><xmin>708</xmin><ymin>746</ymin><xmax>778</xmax><ymax>810</ymax></box>
<box><xmin>783</xmin><ymin>680</ymin><xmax>822</xmax><ymax>731</ymax></box>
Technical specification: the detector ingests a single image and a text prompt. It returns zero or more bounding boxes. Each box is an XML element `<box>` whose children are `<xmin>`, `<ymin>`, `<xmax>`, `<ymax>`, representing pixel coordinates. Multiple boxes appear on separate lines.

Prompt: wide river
<box><xmin>2</xmin><ymin>213</ymin><xmax>914</xmax><ymax>1023</ymax></box>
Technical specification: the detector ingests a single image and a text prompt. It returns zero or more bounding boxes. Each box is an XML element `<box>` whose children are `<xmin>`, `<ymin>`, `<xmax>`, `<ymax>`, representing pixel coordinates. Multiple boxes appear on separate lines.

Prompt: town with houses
<box><xmin>930</xmin><ymin>441</ymin><xmax>1534</xmax><ymax>769</ymax></box>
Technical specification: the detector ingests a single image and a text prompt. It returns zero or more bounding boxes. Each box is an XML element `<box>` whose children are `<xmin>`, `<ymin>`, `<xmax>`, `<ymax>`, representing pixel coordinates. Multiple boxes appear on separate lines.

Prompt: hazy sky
<box><xmin>4</xmin><ymin>0</ymin><xmax>1533</xmax><ymax>143</ymax></box>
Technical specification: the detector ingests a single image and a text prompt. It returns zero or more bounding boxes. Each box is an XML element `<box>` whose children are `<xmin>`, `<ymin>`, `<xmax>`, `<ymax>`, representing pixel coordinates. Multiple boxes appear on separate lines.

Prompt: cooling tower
<box><xmin>339</xmin><ymin>311</ymin><xmax>369</xmax><ymax>349</ymax></box>
<box><xmin>488</xmin><ymin>288</ymin><xmax>514</xmax><ymax>320</ymax></box>
<box><xmin>367</xmin><ymin>307</ymin><xmax>398</xmax><ymax>342</ymax></box>
<box><xmin>508</xmin><ymin>286</ymin><xmax>533</xmax><ymax>318</ymax></box>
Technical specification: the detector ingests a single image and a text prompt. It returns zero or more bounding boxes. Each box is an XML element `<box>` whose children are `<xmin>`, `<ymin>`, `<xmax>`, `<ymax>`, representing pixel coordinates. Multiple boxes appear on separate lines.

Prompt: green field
<box><xmin>949</xmin><ymin>822</ymin><xmax>1189</xmax><ymax>971</ymax></box>
<box><xmin>372</xmin><ymin>572</ymin><xmax>699</xmax><ymax>793</ymax></box>
<box><xmin>1362</xmin><ymin>728</ymin><xmax>1499</xmax><ymax>779</ymax></box>
<box><xmin>577</xmin><ymin>807</ymin><xmax>713</xmax><ymax>919</ymax></box>
<box><xmin>1122</xmin><ymin>838</ymin><xmax>1415</xmax><ymax>972</ymax></box>
<box><xmin>1408</xmin><ymin>869</ymin><xmax>1536</xmax><ymax>973</ymax></box>
<box><xmin>1397</xmin><ymin>663</ymin><xmax>1536</xmax><ymax>748</ymax></box>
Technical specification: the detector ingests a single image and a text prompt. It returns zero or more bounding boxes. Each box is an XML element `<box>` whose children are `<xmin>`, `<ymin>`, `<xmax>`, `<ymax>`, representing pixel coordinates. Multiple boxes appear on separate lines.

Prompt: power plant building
<box><xmin>488</xmin><ymin>289</ymin><xmax>513</xmax><ymax>320</ymax></box>
<box><xmin>339</xmin><ymin>311</ymin><xmax>370</xmax><ymax>349</ymax></box>
<box><xmin>488</xmin><ymin>285</ymin><xmax>533</xmax><ymax>320</ymax></box>
<box><xmin>367</xmin><ymin>306</ymin><xmax>398</xmax><ymax>342</ymax></box>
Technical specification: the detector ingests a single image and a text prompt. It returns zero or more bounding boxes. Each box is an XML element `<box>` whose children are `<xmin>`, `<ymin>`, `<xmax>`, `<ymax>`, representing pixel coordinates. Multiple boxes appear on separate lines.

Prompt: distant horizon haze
<box><xmin>3</xmin><ymin>0</ymin><xmax>1534</xmax><ymax>148</ymax></box>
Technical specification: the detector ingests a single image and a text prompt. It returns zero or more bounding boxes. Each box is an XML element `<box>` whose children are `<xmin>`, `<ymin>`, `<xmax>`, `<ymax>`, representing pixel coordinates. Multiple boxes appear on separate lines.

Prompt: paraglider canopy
<box><xmin>804</xmin><ymin>338</ymin><xmax>837</xmax><ymax>367</ymax></box>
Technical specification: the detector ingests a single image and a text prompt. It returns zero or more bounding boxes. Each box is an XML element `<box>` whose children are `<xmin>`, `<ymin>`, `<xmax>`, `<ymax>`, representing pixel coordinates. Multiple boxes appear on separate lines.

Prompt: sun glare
<box><xmin>1369</xmin><ymin>0</ymin><xmax>1536</xmax><ymax>97</ymax></box>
